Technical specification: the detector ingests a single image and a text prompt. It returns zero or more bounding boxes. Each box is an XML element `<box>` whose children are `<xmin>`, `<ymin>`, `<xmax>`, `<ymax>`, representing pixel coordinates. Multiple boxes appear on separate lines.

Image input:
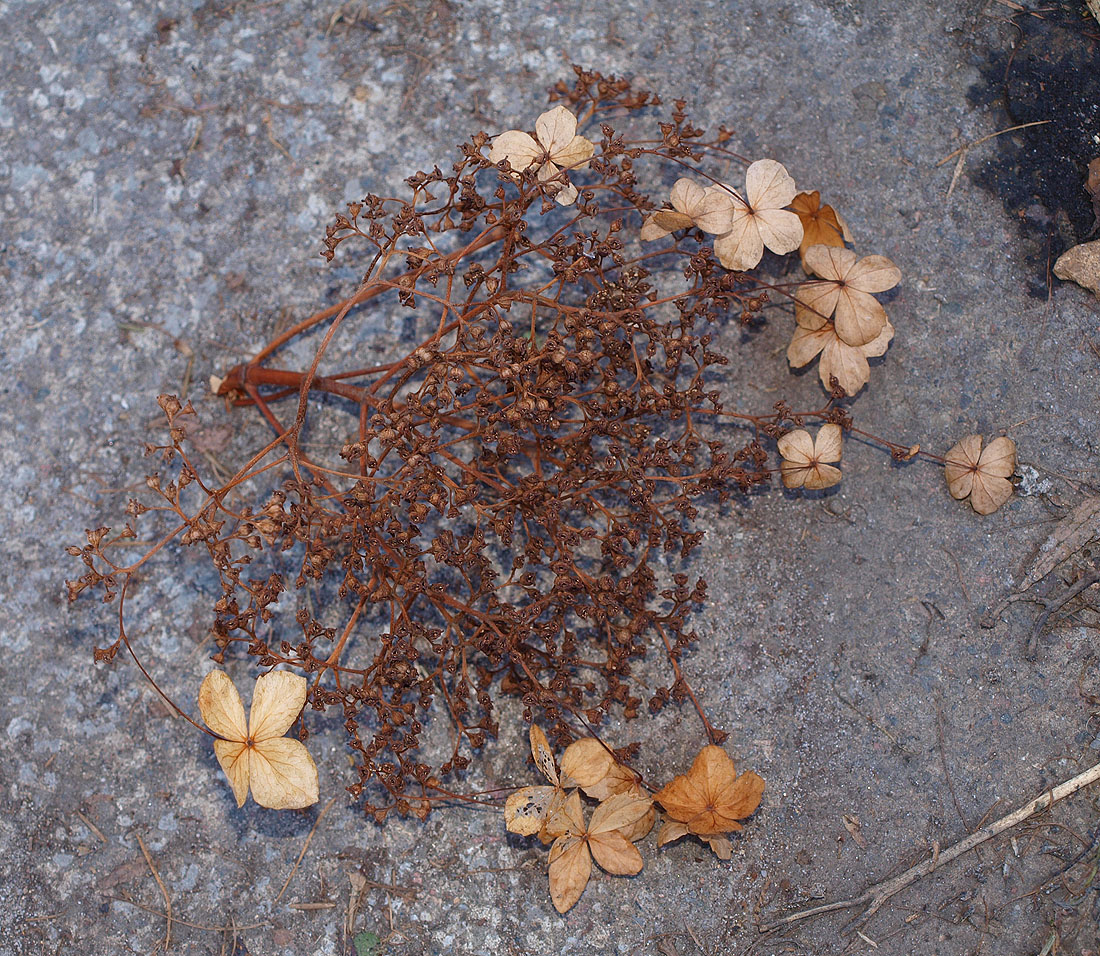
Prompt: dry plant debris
<box><xmin>1051</xmin><ymin>159</ymin><xmax>1100</xmax><ymax>291</ymax></box>
<box><xmin>506</xmin><ymin>729</ymin><xmax>759</xmax><ymax>911</ymax></box>
<box><xmin>777</xmin><ymin>423</ymin><xmax>844</xmax><ymax>490</ymax></box>
<box><xmin>790</xmin><ymin>190</ymin><xmax>851</xmax><ymax>272</ymax></box>
<box><xmin>944</xmin><ymin>434</ymin><xmax>1017</xmax><ymax>516</ymax></box>
<box><xmin>1018</xmin><ymin>497</ymin><xmax>1100</xmax><ymax>592</ymax></box>
<box><xmin>66</xmin><ymin>68</ymin><xmax>1021</xmax><ymax>889</ymax></box>
<box><xmin>760</xmin><ymin>759</ymin><xmax>1100</xmax><ymax>933</ymax></box>
<box><xmin>198</xmin><ymin>670</ymin><xmax>319</xmax><ymax>809</ymax></box>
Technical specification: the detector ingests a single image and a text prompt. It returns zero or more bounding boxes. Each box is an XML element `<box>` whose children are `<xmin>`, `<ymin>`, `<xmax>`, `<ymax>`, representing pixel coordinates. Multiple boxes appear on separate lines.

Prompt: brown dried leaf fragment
<box><xmin>944</xmin><ymin>434</ymin><xmax>1016</xmax><ymax>515</ymax></box>
<box><xmin>197</xmin><ymin>670</ymin><xmax>319</xmax><ymax>810</ymax></box>
<box><xmin>1019</xmin><ymin>497</ymin><xmax>1100</xmax><ymax>591</ymax></box>
<box><xmin>654</xmin><ymin>746</ymin><xmax>764</xmax><ymax>859</ymax></box>
<box><xmin>559</xmin><ymin>737</ymin><xmax>617</xmax><ymax>792</ymax></box>
<box><xmin>791</xmin><ymin>191</ymin><xmax>851</xmax><ymax>271</ymax></box>
<box><xmin>504</xmin><ymin>725</ymin><xmax>568</xmax><ymax>839</ymax></box>
<box><xmin>777</xmin><ymin>424</ymin><xmax>843</xmax><ymax>491</ymax></box>
<box><xmin>842</xmin><ymin>813</ymin><xmax>868</xmax><ymax>848</ymax></box>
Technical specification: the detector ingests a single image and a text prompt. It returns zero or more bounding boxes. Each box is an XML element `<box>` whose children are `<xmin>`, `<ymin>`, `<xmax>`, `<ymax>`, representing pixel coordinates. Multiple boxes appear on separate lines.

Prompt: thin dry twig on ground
<box><xmin>1026</xmin><ymin>570</ymin><xmax>1100</xmax><ymax>659</ymax></box>
<box><xmin>105</xmin><ymin>895</ymin><xmax>265</xmax><ymax>934</ymax></box>
<box><xmin>936</xmin><ymin>121</ymin><xmax>1051</xmax><ymax>199</ymax></box>
<box><xmin>135</xmin><ymin>832</ymin><xmax>173</xmax><ymax>950</ymax></box>
<box><xmin>75</xmin><ymin>809</ymin><xmax>107</xmax><ymax>843</ymax></box>
<box><xmin>758</xmin><ymin>760</ymin><xmax>1100</xmax><ymax>933</ymax></box>
<box><xmin>275</xmin><ymin>794</ymin><xmax>338</xmax><ymax>903</ymax></box>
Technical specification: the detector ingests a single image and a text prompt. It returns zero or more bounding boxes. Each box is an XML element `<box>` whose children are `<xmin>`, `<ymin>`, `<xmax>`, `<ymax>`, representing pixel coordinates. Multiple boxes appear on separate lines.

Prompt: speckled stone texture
<box><xmin>3</xmin><ymin>1</ymin><xmax>1099</xmax><ymax>954</ymax></box>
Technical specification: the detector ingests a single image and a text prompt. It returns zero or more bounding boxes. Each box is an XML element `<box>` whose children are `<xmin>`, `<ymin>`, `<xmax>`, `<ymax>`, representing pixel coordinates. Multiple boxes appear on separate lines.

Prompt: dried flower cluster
<box><xmin>506</xmin><ymin>727</ymin><xmax>761</xmax><ymax>912</ymax></box>
<box><xmin>66</xmin><ymin>68</ymin><xmax>1019</xmax><ymax>827</ymax></box>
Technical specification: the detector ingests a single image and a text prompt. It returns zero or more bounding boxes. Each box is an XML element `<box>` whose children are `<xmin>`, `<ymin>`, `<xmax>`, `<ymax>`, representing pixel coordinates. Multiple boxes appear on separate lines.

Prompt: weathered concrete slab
<box><xmin>2</xmin><ymin>1</ymin><xmax>1098</xmax><ymax>953</ymax></box>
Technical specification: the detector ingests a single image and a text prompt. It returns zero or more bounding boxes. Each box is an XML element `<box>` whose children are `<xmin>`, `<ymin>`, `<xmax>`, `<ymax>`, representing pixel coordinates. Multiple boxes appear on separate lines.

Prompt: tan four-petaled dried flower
<box><xmin>488</xmin><ymin>105</ymin><xmax>595</xmax><ymax>206</ymax></box>
<box><xmin>713</xmin><ymin>159</ymin><xmax>804</xmax><ymax>271</ymax></box>
<box><xmin>198</xmin><ymin>670</ymin><xmax>319</xmax><ymax>810</ymax></box>
<box><xmin>778</xmin><ymin>423</ymin><xmax>844</xmax><ymax>490</ymax></box>
<box><xmin>796</xmin><ymin>246</ymin><xmax>900</xmax><ymax>347</ymax></box>
<box><xmin>545</xmin><ymin>790</ymin><xmax>653</xmax><ymax>913</ymax></box>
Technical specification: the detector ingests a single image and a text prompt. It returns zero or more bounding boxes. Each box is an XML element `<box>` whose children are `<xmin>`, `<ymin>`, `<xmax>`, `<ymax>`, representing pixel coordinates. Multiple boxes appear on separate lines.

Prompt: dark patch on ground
<box><xmin>967</xmin><ymin>2</ymin><xmax>1100</xmax><ymax>295</ymax></box>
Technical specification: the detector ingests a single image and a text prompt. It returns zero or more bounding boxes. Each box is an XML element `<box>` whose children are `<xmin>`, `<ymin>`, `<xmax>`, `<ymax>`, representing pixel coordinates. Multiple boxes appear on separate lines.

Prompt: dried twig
<box><xmin>758</xmin><ymin>760</ymin><xmax>1100</xmax><ymax>933</ymax></box>
<box><xmin>135</xmin><ymin>832</ymin><xmax>173</xmax><ymax>951</ymax></box>
<box><xmin>105</xmin><ymin>894</ymin><xmax>265</xmax><ymax>933</ymax></box>
<box><xmin>275</xmin><ymin>794</ymin><xmax>338</xmax><ymax>902</ymax></box>
<box><xmin>75</xmin><ymin>809</ymin><xmax>107</xmax><ymax>843</ymax></box>
<box><xmin>1026</xmin><ymin>570</ymin><xmax>1100</xmax><ymax>660</ymax></box>
<box><xmin>937</xmin><ymin>121</ymin><xmax>1051</xmax><ymax>199</ymax></box>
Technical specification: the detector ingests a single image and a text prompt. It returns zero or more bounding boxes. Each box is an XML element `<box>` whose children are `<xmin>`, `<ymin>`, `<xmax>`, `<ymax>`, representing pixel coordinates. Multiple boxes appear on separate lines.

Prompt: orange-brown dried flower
<box><xmin>654</xmin><ymin>745</ymin><xmax>765</xmax><ymax>859</ymax></box>
<box><xmin>791</xmin><ymin>190</ymin><xmax>850</xmax><ymax>271</ymax></box>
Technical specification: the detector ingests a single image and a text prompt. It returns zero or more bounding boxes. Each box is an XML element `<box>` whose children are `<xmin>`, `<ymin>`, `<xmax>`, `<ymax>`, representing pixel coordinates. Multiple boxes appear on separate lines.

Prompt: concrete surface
<box><xmin>2</xmin><ymin>1</ymin><xmax>1099</xmax><ymax>954</ymax></box>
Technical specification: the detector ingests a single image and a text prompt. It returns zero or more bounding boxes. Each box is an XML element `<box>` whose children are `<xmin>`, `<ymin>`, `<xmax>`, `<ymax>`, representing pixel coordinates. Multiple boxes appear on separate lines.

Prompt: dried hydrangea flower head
<box><xmin>777</xmin><ymin>423</ymin><xmax>844</xmax><ymax>490</ymax></box>
<box><xmin>545</xmin><ymin>790</ymin><xmax>653</xmax><ymax>913</ymax></box>
<box><xmin>198</xmin><ymin>670</ymin><xmax>319</xmax><ymax>810</ymax></box>
<box><xmin>654</xmin><ymin>745</ymin><xmax>765</xmax><ymax>860</ymax></box>
<box><xmin>791</xmin><ymin>190</ymin><xmax>851</xmax><ymax>271</ymax></box>
<box><xmin>797</xmin><ymin>246</ymin><xmax>901</xmax><ymax>347</ymax></box>
<box><xmin>713</xmin><ymin>159</ymin><xmax>804</xmax><ymax>271</ymax></box>
<box><xmin>944</xmin><ymin>434</ymin><xmax>1017</xmax><ymax>515</ymax></box>
<box><xmin>488</xmin><ymin>105</ymin><xmax>595</xmax><ymax>205</ymax></box>
<box><xmin>640</xmin><ymin>177</ymin><xmax>736</xmax><ymax>240</ymax></box>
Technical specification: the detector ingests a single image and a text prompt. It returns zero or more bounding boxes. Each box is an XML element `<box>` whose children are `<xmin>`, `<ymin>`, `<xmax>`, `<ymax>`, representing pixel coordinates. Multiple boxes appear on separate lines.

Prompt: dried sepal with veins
<box><xmin>944</xmin><ymin>434</ymin><xmax>1017</xmax><ymax>515</ymax></box>
<box><xmin>778</xmin><ymin>423</ymin><xmax>844</xmax><ymax>490</ymax></box>
<box><xmin>546</xmin><ymin>791</ymin><xmax>653</xmax><ymax>914</ymax></box>
<box><xmin>713</xmin><ymin>159</ymin><xmax>804</xmax><ymax>271</ymax></box>
<box><xmin>488</xmin><ymin>105</ymin><xmax>595</xmax><ymax>206</ymax></box>
<box><xmin>198</xmin><ymin>670</ymin><xmax>319</xmax><ymax>810</ymax></box>
<box><xmin>504</xmin><ymin>726</ymin><xmax>619</xmax><ymax>842</ymax></box>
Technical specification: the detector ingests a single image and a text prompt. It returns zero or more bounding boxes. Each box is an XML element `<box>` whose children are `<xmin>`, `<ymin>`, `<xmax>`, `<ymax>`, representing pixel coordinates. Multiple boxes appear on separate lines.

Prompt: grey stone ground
<box><xmin>2</xmin><ymin>1</ymin><xmax>1099</xmax><ymax>954</ymax></box>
